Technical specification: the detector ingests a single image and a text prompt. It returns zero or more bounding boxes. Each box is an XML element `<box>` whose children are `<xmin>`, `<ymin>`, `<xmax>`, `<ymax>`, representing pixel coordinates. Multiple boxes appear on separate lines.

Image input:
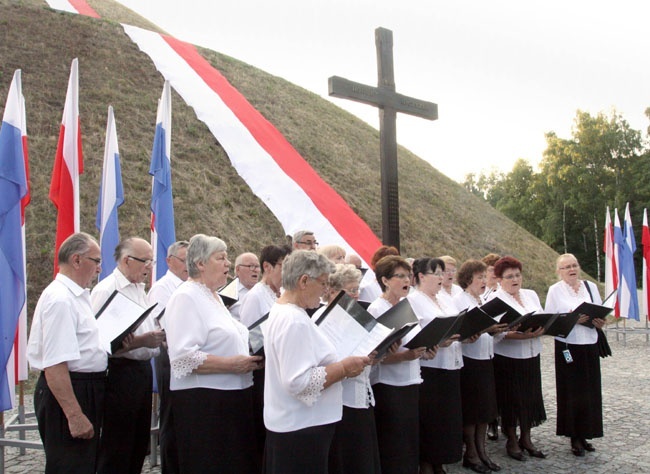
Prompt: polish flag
<box><xmin>642</xmin><ymin>209</ymin><xmax>650</xmax><ymax>320</ymax></box>
<box><xmin>49</xmin><ymin>58</ymin><xmax>83</xmax><ymax>274</ymax></box>
<box><xmin>603</xmin><ymin>207</ymin><xmax>618</xmax><ymax>314</ymax></box>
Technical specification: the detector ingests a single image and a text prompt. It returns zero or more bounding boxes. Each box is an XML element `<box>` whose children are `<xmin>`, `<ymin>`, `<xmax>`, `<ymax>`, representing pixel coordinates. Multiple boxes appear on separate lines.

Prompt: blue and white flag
<box><xmin>96</xmin><ymin>106</ymin><xmax>124</xmax><ymax>280</ymax></box>
<box><xmin>0</xmin><ymin>70</ymin><xmax>29</xmax><ymax>410</ymax></box>
<box><xmin>149</xmin><ymin>81</ymin><xmax>175</xmax><ymax>283</ymax></box>
<box><xmin>614</xmin><ymin>203</ymin><xmax>640</xmax><ymax>320</ymax></box>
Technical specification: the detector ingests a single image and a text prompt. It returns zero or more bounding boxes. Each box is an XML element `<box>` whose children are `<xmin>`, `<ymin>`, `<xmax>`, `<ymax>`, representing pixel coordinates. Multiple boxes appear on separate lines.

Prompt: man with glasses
<box><xmin>228</xmin><ymin>252</ymin><xmax>261</xmax><ymax>321</ymax></box>
<box><xmin>147</xmin><ymin>240</ymin><xmax>189</xmax><ymax>474</ymax></box>
<box><xmin>91</xmin><ymin>237</ymin><xmax>165</xmax><ymax>474</ymax></box>
<box><xmin>27</xmin><ymin>232</ymin><xmax>107</xmax><ymax>473</ymax></box>
<box><xmin>292</xmin><ymin>230</ymin><xmax>318</xmax><ymax>250</ymax></box>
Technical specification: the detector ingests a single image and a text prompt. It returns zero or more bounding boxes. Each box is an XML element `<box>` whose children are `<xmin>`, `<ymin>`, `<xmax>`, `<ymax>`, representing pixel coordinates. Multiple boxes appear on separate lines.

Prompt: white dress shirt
<box><xmin>147</xmin><ymin>270</ymin><xmax>184</xmax><ymax>330</ymax></box>
<box><xmin>165</xmin><ymin>280</ymin><xmax>253</xmax><ymax>391</ymax></box>
<box><xmin>492</xmin><ymin>288</ymin><xmax>543</xmax><ymax>359</ymax></box>
<box><xmin>228</xmin><ymin>279</ymin><xmax>252</xmax><ymax>321</ymax></box>
<box><xmin>239</xmin><ymin>281</ymin><xmax>277</xmax><ymax>328</ymax></box>
<box><xmin>27</xmin><ymin>274</ymin><xmax>107</xmax><ymax>373</ymax></box>
<box><xmin>545</xmin><ymin>280</ymin><xmax>600</xmax><ymax>345</ymax></box>
<box><xmin>91</xmin><ymin>268</ymin><xmax>159</xmax><ymax>360</ymax></box>
<box><xmin>408</xmin><ymin>289</ymin><xmax>463</xmax><ymax>370</ymax></box>
<box><xmin>367</xmin><ymin>298</ymin><xmax>422</xmax><ymax>386</ymax></box>
<box><xmin>263</xmin><ymin>302</ymin><xmax>342</xmax><ymax>433</ymax></box>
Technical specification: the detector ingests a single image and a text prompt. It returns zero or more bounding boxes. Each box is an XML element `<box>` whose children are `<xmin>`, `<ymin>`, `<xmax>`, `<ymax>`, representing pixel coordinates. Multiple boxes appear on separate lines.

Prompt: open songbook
<box><xmin>572</xmin><ymin>301</ymin><xmax>613</xmax><ymax>328</ymax></box>
<box><xmin>315</xmin><ymin>292</ymin><xmax>419</xmax><ymax>360</ymax></box>
<box><xmin>405</xmin><ymin>306</ymin><xmax>498</xmax><ymax>349</ymax></box>
<box><xmin>94</xmin><ymin>290</ymin><xmax>158</xmax><ymax>354</ymax></box>
<box><xmin>217</xmin><ymin>279</ymin><xmax>238</xmax><ymax>308</ymax></box>
<box><xmin>247</xmin><ymin>313</ymin><xmax>269</xmax><ymax>356</ymax></box>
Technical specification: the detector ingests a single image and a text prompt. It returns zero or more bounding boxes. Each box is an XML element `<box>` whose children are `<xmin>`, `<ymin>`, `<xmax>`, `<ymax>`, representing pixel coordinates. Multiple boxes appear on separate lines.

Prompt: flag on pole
<box><xmin>642</xmin><ymin>209</ymin><xmax>650</xmax><ymax>320</ymax></box>
<box><xmin>49</xmin><ymin>58</ymin><xmax>83</xmax><ymax>275</ymax></box>
<box><xmin>96</xmin><ymin>106</ymin><xmax>124</xmax><ymax>281</ymax></box>
<box><xmin>149</xmin><ymin>81</ymin><xmax>175</xmax><ymax>284</ymax></box>
<box><xmin>0</xmin><ymin>70</ymin><xmax>29</xmax><ymax>410</ymax></box>
<box><xmin>614</xmin><ymin>203</ymin><xmax>640</xmax><ymax>320</ymax></box>
<box><xmin>604</xmin><ymin>206</ymin><xmax>619</xmax><ymax>314</ymax></box>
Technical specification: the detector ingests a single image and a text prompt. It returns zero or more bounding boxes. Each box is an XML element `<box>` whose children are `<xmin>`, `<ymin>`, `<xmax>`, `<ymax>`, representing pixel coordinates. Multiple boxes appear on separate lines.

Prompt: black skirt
<box><xmin>265</xmin><ymin>422</ymin><xmax>336</xmax><ymax>474</ymax></box>
<box><xmin>328</xmin><ymin>406</ymin><xmax>381</xmax><ymax>474</ymax></box>
<box><xmin>373</xmin><ymin>383</ymin><xmax>420</xmax><ymax>474</ymax></box>
<box><xmin>554</xmin><ymin>340</ymin><xmax>603</xmax><ymax>439</ymax></box>
<box><xmin>493</xmin><ymin>354</ymin><xmax>546</xmax><ymax>430</ymax></box>
<box><xmin>419</xmin><ymin>367</ymin><xmax>463</xmax><ymax>465</ymax></box>
<box><xmin>172</xmin><ymin>387</ymin><xmax>259</xmax><ymax>474</ymax></box>
<box><xmin>460</xmin><ymin>356</ymin><xmax>498</xmax><ymax>425</ymax></box>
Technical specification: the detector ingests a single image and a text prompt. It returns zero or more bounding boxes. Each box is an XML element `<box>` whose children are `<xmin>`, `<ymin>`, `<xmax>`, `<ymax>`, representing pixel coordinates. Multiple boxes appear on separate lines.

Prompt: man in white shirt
<box><xmin>91</xmin><ymin>237</ymin><xmax>165</xmax><ymax>474</ymax></box>
<box><xmin>228</xmin><ymin>252</ymin><xmax>260</xmax><ymax>321</ymax></box>
<box><xmin>27</xmin><ymin>232</ymin><xmax>107</xmax><ymax>474</ymax></box>
<box><xmin>148</xmin><ymin>240</ymin><xmax>188</xmax><ymax>474</ymax></box>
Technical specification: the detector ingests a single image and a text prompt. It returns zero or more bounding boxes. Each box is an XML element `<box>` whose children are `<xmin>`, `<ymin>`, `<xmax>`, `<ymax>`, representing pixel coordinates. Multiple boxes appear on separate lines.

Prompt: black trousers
<box><xmin>34</xmin><ymin>371</ymin><xmax>106</xmax><ymax>474</ymax></box>
<box><xmin>155</xmin><ymin>345</ymin><xmax>179</xmax><ymax>474</ymax></box>
<box><xmin>97</xmin><ymin>358</ymin><xmax>153</xmax><ymax>474</ymax></box>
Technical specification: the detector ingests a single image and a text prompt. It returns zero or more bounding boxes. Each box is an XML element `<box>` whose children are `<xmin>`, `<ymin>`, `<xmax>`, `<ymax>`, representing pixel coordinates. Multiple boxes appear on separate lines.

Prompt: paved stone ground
<box><xmin>2</xmin><ymin>325</ymin><xmax>649</xmax><ymax>473</ymax></box>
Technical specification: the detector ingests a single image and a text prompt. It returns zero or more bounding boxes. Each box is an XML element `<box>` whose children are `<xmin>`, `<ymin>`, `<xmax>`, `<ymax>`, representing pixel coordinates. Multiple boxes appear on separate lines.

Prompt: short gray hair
<box><xmin>282</xmin><ymin>250</ymin><xmax>335</xmax><ymax>290</ymax></box>
<box><xmin>58</xmin><ymin>232</ymin><xmax>97</xmax><ymax>264</ymax></box>
<box><xmin>293</xmin><ymin>230</ymin><xmax>314</xmax><ymax>244</ymax></box>
<box><xmin>187</xmin><ymin>234</ymin><xmax>227</xmax><ymax>278</ymax></box>
<box><xmin>329</xmin><ymin>263</ymin><xmax>362</xmax><ymax>291</ymax></box>
<box><xmin>167</xmin><ymin>240</ymin><xmax>189</xmax><ymax>258</ymax></box>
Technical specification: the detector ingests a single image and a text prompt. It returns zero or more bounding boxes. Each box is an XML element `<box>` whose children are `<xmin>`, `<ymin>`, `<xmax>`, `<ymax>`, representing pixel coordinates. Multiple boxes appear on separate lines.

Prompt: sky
<box><xmin>114</xmin><ymin>0</ymin><xmax>650</xmax><ymax>183</ymax></box>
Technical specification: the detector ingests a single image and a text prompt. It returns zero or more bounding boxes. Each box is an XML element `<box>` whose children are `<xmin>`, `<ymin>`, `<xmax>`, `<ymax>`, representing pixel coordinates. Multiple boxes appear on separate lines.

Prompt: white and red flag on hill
<box><xmin>49</xmin><ymin>58</ymin><xmax>83</xmax><ymax>275</ymax></box>
<box><xmin>641</xmin><ymin>209</ymin><xmax>650</xmax><ymax>320</ymax></box>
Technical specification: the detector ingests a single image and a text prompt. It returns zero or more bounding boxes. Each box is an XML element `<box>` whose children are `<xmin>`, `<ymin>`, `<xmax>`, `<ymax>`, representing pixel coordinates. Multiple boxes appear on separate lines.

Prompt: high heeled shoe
<box><xmin>462</xmin><ymin>457</ymin><xmax>491</xmax><ymax>473</ymax></box>
<box><xmin>570</xmin><ymin>437</ymin><xmax>585</xmax><ymax>457</ymax></box>
<box><xmin>479</xmin><ymin>455</ymin><xmax>501</xmax><ymax>471</ymax></box>
<box><xmin>519</xmin><ymin>440</ymin><xmax>546</xmax><ymax>458</ymax></box>
<box><xmin>506</xmin><ymin>445</ymin><xmax>525</xmax><ymax>462</ymax></box>
<box><xmin>581</xmin><ymin>439</ymin><xmax>596</xmax><ymax>452</ymax></box>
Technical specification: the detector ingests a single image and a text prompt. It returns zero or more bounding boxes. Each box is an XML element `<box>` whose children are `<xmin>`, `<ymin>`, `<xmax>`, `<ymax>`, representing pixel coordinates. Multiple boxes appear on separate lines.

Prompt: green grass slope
<box><xmin>1</xmin><ymin>0</ymin><xmax>562</xmax><ymax>313</ymax></box>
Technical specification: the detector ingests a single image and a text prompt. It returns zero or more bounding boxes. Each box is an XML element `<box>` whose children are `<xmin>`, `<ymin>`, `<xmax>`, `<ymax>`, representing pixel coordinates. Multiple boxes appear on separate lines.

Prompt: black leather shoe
<box><xmin>571</xmin><ymin>438</ymin><xmax>586</xmax><ymax>457</ymax></box>
<box><xmin>581</xmin><ymin>439</ymin><xmax>596</xmax><ymax>452</ymax></box>
<box><xmin>506</xmin><ymin>448</ymin><xmax>525</xmax><ymax>461</ymax></box>
<box><xmin>519</xmin><ymin>440</ymin><xmax>546</xmax><ymax>458</ymax></box>
<box><xmin>479</xmin><ymin>456</ymin><xmax>501</xmax><ymax>471</ymax></box>
<box><xmin>463</xmin><ymin>457</ymin><xmax>491</xmax><ymax>473</ymax></box>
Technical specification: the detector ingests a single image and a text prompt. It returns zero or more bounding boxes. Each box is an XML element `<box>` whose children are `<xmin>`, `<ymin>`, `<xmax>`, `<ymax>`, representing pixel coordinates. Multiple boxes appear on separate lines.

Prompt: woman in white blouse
<box><xmin>367</xmin><ymin>255</ymin><xmax>427</xmax><ymax>474</ymax></box>
<box><xmin>453</xmin><ymin>260</ymin><xmax>507</xmax><ymax>473</ymax></box>
<box><xmin>312</xmin><ymin>263</ymin><xmax>382</xmax><ymax>474</ymax></box>
<box><xmin>407</xmin><ymin>257</ymin><xmax>460</xmax><ymax>474</ymax></box>
<box><xmin>492</xmin><ymin>256</ymin><xmax>547</xmax><ymax>462</ymax></box>
<box><xmin>545</xmin><ymin>254</ymin><xmax>605</xmax><ymax>457</ymax></box>
<box><xmin>263</xmin><ymin>250</ymin><xmax>371</xmax><ymax>474</ymax></box>
<box><xmin>165</xmin><ymin>234</ymin><xmax>264</xmax><ymax>474</ymax></box>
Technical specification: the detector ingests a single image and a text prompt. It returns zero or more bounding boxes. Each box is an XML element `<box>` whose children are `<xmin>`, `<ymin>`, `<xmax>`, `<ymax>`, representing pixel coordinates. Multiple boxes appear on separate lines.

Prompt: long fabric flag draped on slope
<box><xmin>642</xmin><ymin>209</ymin><xmax>650</xmax><ymax>320</ymax></box>
<box><xmin>96</xmin><ymin>106</ymin><xmax>124</xmax><ymax>281</ymax></box>
<box><xmin>614</xmin><ymin>204</ymin><xmax>640</xmax><ymax>320</ymax></box>
<box><xmin>49</xmin><ymin>58</ymin><xmax>83</xmax><ymax>275</ymax></box>
<box><xmin>150</xmin><ymin>81</ymin><xmax>175</xmax><ymax>284</ymax></box>
<box><xmin>0</xmin><ymin>70</ymin><xmax>29</xmax><ymax>410</ymax></box>
<box><xmin>603</xmin><ymin>207</ymin><xmax>619</xmax><ymax>314</ymax></box>
<box><xmin>43</xmin><ymin>1</ymin><xmax>383</xmax><ymax>273</ymax></box>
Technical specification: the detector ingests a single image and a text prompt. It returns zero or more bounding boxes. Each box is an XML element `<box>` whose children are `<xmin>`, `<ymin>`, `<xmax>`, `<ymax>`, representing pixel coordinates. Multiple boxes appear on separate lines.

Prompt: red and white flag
<box><xmin>642</xmin><ymin>209</ymin><xmax>650</xmax><ymax>320</ymax></box>
<box><xmin>49</xmin><ymin>58</ymin><xmax>83</xmax><ymax>274</ymax></box>
<box><xmin>603</xmin><ymin>206</ymin><xmax>618</xmax><ymax>314</ymax></box>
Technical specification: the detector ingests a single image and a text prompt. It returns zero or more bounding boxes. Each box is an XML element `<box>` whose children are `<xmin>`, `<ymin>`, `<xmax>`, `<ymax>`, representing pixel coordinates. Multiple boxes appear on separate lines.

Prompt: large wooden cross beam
<box><xmin>329</xmin><ymin>27</ymin><xmax>438</xmax><ymax>251</ymax></box>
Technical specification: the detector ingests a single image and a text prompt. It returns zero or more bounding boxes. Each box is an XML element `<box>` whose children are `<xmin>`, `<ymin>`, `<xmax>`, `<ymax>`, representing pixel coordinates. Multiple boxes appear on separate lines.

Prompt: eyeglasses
<box><xmin>502</xmin><ymin>273</ymin><xmax>522</xmax><ymax>280</ymax></box>
<box><xmin>444</xmin><ymin>269</ymin><xmax>456</xmax><ymax>275</ymax></box>
<box><xmin>296</xmin><ymin>240</ymin><xmax>318</xmax><ymax>247</ymax></box>
<box><xmin>128</xmin><ymin>255</ymin><xmax>155</xmax><ymax>266</ymax></box>
<box><xmin>559</xmin><ymin>263</ymin><xmax>580</xmax><ymax>270</ymax></box>
<box><xmin>238</xmin><ymin>264</ymin><xmax>261</xmax><ymax>270</ymax></box>
<box><xmin>344</xmin><ymin>287</ymin><xmax>360</xmax><ymax>295</ymax></box>
<box><xmin>425</xmin><ymin>271</ymin><xmax>444</xmax><ymax>277</ymax></box>
<box><xmin>390</xmin><ymin>273</ymin><xmax>413</xmax><ymax>280</ymax></box>
<box><xmin>310</xmin><ymin>276</ymin><xmax>329</xmax><ymax>288</ymax></box>
<box><xmin>171</xmin><ymin>255</ymin><xmax>186</xmax><ymax>263</ymax></box>
<box><xmin>84</xmin><ymin>256</ymin><xmax>102</xmax><ymax>265</ymax></box>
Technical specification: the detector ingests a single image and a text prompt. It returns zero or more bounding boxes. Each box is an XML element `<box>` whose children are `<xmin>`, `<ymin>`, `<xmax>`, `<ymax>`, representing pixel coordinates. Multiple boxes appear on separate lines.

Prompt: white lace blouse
<box><xmin>545</xmin><ymin>280</ymin><xmax>600</xmax><ymax>345</ymax></box>
<box><xmin>263</xmin><ymin>302</ymin><xmax>342</xmax><ymax>433</ymax></box>
<box><xmin>492</xmin><ymin>288</ymin><xmax>544</xmax><ymax>359</ymax></box>
<box><xmin>165</xmin><ymin>280</ymin><xmax>253</xmax><ymax>391</ymax></box>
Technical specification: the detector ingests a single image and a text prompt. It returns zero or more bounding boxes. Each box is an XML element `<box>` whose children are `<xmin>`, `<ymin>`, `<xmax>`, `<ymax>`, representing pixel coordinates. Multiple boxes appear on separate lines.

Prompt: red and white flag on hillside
<box><xmin>603</xmin><ymin>206</ymin><xmax>619</xmax><ymax>314</ymax></box>
<box><xmin>44</xmin><ymin>0</ymin><xmax>100</xmax><ymax>17</ymax></box>
<box><xmin>642</xmin><ymin>209</ymin><xmax>650</xmax><ymax>320</ymax></box>
<box><xmin>49</xmin><ymin>58</ymin><xmax>83</xmax><ymax>275</ymax></box>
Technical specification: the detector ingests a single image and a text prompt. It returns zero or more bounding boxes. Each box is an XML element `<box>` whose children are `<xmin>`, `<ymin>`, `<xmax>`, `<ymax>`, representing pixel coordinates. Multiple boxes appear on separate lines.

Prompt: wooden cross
<box><xmin>329</xmin><ymin>27</ymin><xmax>438</xmax><ymax>251</ymax></box>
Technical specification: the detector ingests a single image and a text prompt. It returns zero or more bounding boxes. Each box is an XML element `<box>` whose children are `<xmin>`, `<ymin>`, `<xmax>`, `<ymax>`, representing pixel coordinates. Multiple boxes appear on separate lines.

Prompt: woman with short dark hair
<box><xmin>491</xmin><ymin>256</ymin><xmax>547</xmax><ymax>462</ymax></box>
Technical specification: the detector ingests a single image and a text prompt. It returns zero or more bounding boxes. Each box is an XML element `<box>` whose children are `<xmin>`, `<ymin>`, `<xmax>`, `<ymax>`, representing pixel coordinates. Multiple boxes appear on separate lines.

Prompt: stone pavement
<box><xmin>2</xmin><ymin>327</ymin><xmax>649</xmax><ymax>474</ymax></box>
